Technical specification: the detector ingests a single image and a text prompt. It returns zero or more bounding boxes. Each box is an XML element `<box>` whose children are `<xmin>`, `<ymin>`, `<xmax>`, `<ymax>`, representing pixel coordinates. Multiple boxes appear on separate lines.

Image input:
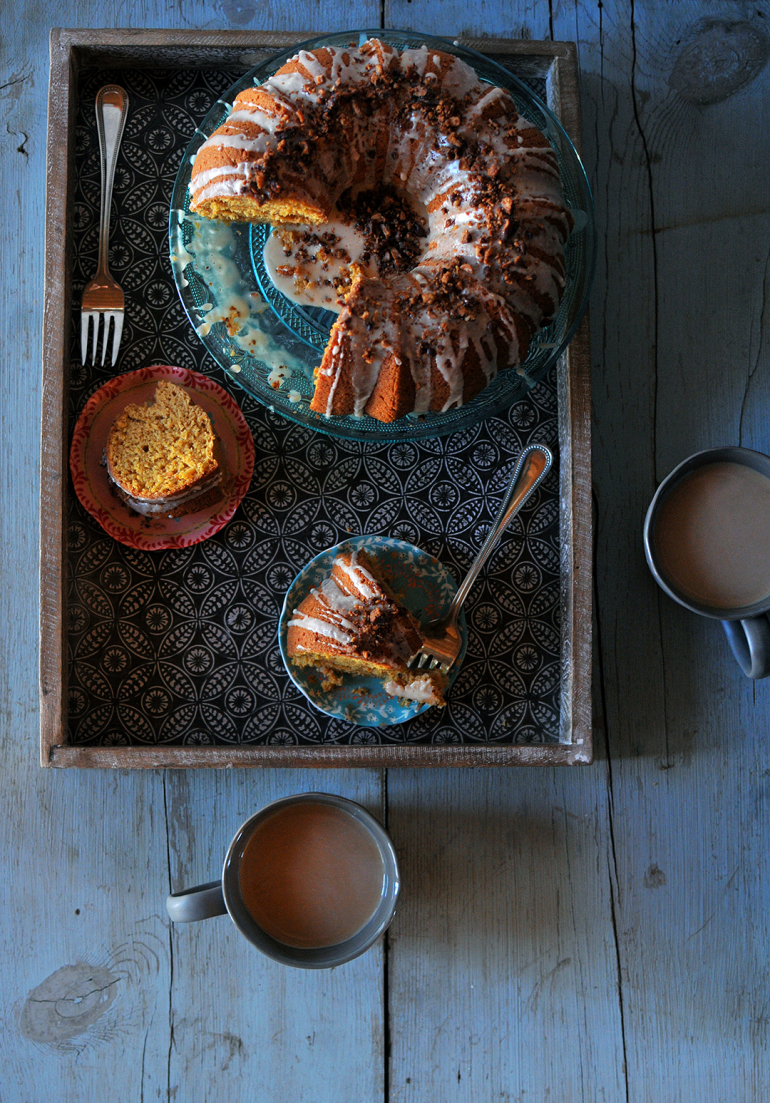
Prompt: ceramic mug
<box><xmin>166</xmin><ymin>792</ymin><xmax>400</xmax><ymax>969</ymax></box>
<box><xmin>644</xmin><ymin>446</ymin><xmax>770</xmax><ymax>679</ymax></box>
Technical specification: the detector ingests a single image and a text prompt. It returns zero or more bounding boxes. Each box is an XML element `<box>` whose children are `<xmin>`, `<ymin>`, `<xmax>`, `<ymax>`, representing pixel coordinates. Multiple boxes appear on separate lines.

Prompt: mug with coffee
<box><xmin>166</xmin><ymin>792</ymin><xmax>400</xmax><ymax>968</ymax></box>
<box><xmin>644</xmin><ymin>446</ymin><xmax>770</xmax><ymax>678</ymax></box>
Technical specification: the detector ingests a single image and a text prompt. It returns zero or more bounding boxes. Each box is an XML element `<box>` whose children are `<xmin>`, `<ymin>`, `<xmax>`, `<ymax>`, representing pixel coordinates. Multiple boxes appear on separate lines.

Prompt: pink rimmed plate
<box><xmin>69</xmin><ymin>365</ymin><xmax>254</xmax><ymax>551</ymax></box>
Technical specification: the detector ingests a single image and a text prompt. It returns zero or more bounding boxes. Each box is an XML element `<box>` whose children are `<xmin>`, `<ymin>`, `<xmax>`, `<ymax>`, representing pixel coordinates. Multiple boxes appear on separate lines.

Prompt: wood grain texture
<box><xmin>577</xmin><ymin>1</ymin><xmax>770</xmax><ymax>1096</ymax></box>
<box><xmin>558</xmin><ymin>315</ymin><xmax>592</xmax><ymax>751</ymax></box>
<box><xmin>47</xmin><ymin>741</ymin><xmax>591</xmax><ymax>768</ymax></box>
<box><xmin>386</xmin><ymin>766</ymin><xmax>623</xmax><ymax>1101</ymax></box>
<box><xmin>40</xmin><ymin>30</ymin><xmax>74</xmax><ymax>765</ymax></box>
<box><xmin>0</xmin><ymin>767</ymin><xmax>170</xmax><ymax>1099</ymax></box>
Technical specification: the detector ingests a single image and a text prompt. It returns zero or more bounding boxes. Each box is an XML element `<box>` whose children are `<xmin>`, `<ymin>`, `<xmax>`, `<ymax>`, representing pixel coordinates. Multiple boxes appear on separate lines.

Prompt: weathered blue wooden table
<box><xmin>3</xmin><ymin>1</ymin><xmax>770</xmax><ymax>1099</ymax></box>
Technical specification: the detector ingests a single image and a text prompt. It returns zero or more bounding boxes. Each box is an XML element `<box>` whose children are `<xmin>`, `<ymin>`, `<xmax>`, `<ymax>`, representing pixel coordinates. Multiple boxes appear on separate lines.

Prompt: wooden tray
<box><xmin>40</xmin><ymin>29</ymin><xmax>592</xmax><ymax>768</ymax></box>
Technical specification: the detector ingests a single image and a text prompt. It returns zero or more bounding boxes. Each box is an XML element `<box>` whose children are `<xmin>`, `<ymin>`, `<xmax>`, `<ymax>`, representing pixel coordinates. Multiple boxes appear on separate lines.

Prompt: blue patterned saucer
<box><xmin>279</xmin><ymin>536</ymin><xmax>468</xmax><ymax>727</ymax></box>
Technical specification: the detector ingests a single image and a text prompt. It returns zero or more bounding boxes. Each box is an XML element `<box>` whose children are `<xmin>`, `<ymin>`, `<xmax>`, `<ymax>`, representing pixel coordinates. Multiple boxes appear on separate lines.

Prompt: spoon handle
<box><xmin>447</xmin><ymin>443</ymin><xmax>553</xmax><ymax>618</ymax></box>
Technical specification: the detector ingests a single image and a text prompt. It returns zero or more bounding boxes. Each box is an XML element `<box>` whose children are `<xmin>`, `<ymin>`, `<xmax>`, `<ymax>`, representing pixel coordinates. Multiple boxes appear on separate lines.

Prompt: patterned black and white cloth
<box><xmin>67</xmin><ymin>66</ymin><xmax>562</xmax><ymax>747</ymax></box>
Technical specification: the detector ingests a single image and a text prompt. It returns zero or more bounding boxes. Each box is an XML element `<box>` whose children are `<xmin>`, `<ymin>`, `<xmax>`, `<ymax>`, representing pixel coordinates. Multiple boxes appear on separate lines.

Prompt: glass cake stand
<box><xmin>169</xmin><ymin>28</ymin><xmax>596</xmax><ymax>442</ymax></box>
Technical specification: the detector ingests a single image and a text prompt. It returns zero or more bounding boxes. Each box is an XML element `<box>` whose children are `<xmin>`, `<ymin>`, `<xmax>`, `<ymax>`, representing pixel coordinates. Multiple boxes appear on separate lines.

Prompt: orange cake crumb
<box><xmin>105</xmin><ymin>381</ymin><xmax>218</xmax><ymax>502</ymax></box>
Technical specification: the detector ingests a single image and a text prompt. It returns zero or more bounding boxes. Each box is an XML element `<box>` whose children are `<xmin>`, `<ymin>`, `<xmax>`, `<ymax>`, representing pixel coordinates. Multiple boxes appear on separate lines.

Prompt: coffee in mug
<box><xmin>238</xmin><ymin>800</ymin><xmax>386</xmax><ymax>949</ymax></box>
<box><xmin>644</xmin><ymin>446</ymin><xmax>770</xmax><ymax>678</ymax></box>
<box><xmin>166</xmin><ymin>792</ymin><xmax>399</xmax><ymax>969</ymax></box>
<box><xmin>653</xmin><ymin>461</ymin><xmax>770</xmax><ymax>609</ymax></box>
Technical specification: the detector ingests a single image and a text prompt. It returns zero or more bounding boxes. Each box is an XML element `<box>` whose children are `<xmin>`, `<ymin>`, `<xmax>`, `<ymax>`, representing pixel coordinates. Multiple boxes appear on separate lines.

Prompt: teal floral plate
<box><xmin>279</xmin><ymin>536</ymin><xmax>467</xmax><ymax>727</ymax></box>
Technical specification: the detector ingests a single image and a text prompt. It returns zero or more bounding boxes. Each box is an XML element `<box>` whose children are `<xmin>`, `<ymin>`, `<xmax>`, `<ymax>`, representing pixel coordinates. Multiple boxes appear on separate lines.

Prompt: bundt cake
<box><xmin>189</xmin><ymin>37</ymin><xmax>574</xmax><ymax>422</ymax></box>
<box><xmin>287</xmin><ymin>547</ymin><xmax>447</xmax><ymax>707</ymax></box>
<box><xmin>105</xmin><ymin>381</ymin><xmax>221</xmax><ymax>516</ymax></box>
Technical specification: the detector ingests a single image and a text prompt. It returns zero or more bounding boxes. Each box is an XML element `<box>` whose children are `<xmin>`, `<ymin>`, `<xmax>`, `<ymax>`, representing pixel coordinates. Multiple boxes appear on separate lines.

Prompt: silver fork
<box><xmin>80</xmin><ymin>85</ymin><xmax>129</xmax><ymax>366</ymax></box>
<box><xmin>409</xmin><ymin>443</ymin><xmax>553</xmax><ymax>673</ymax></box>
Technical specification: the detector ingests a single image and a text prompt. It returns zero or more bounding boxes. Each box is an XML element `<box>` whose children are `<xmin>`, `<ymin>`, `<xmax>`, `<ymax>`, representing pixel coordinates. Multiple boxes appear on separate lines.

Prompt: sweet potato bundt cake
<box><xmin>105</xmin><ymin>381</ymin><xmax>221</xmax><ymax>516</ymax></box>
<box><xmin>287</xmin><ymin>547</ymin><xmax>446</xmax><ymax>707</ymax></box>
<box><xmin>189</xmin><ymin>38</ymin><xmax>574</xmax><ymax>423</ymax></box>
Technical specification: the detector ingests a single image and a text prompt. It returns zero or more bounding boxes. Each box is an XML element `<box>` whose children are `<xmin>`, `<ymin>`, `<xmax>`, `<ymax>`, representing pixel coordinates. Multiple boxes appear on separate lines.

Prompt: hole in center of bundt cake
<box><xmin>336</xmin><ymin>184</ymin><xmax>429</xmax><ymax>275</ymax></box>
<box><xmin>262</xmin><ymin>184</ymin><xmax>429</xmax><ymax>314</ymax></box>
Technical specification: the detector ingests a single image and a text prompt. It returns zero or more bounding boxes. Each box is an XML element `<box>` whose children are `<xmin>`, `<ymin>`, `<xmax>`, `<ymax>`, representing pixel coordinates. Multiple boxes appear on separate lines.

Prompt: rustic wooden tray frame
<box><xmin>40</xmin><ymin>28</ymin><xmax>592</xmax><ymax>768</ymax></box>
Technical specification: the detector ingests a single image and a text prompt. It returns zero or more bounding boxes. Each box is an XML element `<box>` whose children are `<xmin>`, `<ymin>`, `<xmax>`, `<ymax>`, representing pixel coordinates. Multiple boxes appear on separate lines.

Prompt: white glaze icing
<box><xmin>262</xmin><ymin>216</ymin><xmax>376</xmax><ymax>312</ymax></box>
<box><xmin>287</xmin><ymin>611</ymin><xmax>352</xmax><ymax>646</ymax></box>
<box><xmin>383</xmin><ymin>676</ymin><xmax>439</xmax><ymax>703</ymax></box>
<box><xmin>288</xmin><ymin>549</ymin><xmax>421</xmax><ymax>666</ymax></box>
<box><xmin>332</xmin><ymin>550</ymin><xmax>381</xmax><ymax>601</ymax></box>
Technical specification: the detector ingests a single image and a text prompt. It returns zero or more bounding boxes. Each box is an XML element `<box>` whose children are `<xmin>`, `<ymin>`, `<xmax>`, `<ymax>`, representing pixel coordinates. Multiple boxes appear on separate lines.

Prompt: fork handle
<box><xmin>447</xmin><ymin>443</ymin><xmax>553</xmax><ymax>617</ymax></box>
<box><xmin>95</xmin><ymin>85</ymin><xmax>129</xmax><ymax>277</ymax></box>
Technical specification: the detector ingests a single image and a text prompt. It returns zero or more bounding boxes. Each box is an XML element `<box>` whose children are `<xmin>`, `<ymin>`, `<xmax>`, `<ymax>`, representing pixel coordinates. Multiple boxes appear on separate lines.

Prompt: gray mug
<box><xmin>166</xmin><ymin>792</ymin><xmax>400</xmax><ymax>969</ymax></box>
<box><xmin>644</xmin><ymin>446</ymin><xmax>770</xmax><ymax>679</ymax></box>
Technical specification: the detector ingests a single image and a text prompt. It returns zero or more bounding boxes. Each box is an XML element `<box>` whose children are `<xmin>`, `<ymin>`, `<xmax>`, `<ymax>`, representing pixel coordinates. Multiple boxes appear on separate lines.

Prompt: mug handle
<box><xmin>166</xmin><ymin>880</ymin><xmax>227</xmax><ymax>923</ymax></box>
<box><xmin>721</xmin><ymin>615</ymin><xmax>770</xmax><ymax>679</ymax></box>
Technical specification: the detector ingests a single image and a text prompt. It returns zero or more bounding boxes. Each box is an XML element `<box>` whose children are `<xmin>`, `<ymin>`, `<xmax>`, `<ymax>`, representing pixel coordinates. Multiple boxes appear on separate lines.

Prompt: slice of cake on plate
<box><xmin>287</xmin><ymin>547</ymin><xmax>446</xmax><ymax>708</ymax></box>
<box><xmin>105</xmin><ymin>380</ymin><xmax>222</xmax><ymax>517</ymax></box>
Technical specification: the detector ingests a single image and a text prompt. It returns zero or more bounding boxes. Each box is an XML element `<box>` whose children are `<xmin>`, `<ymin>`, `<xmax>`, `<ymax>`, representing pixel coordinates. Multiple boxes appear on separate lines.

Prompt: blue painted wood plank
<box><xmin>576</xmin><ymin>0</ymin><xmax>770</xmax><ymax>1098</ymax></box>
<box><xmin>386</xmin><ymin>767</ymin><xmax>625</xmax><ymax>1101</ymax></box>
<box><xmin>165</xmin><ymin>769</ymin><xmax>386</xmax><ymax>1101</ymax></box>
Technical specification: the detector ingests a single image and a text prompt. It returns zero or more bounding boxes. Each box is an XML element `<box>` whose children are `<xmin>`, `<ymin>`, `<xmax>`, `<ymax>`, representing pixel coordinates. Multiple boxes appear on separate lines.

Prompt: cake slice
<box><xmin>287</xmin><ymin>548</ymin><xmax>446</xmax><ymax>707</ymax></box>
<box><xmin>105</xmin><ymin>380</ymin><xmax>221</xmax><ymax>516</ymax></box>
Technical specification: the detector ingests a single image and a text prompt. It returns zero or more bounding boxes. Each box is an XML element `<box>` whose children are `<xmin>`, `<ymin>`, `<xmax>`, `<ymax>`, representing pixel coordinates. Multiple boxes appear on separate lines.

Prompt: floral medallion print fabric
<box><xmin>68</xmin><ymin>67</ymin><xmax>562</xmax><ymax>747</ymax></box>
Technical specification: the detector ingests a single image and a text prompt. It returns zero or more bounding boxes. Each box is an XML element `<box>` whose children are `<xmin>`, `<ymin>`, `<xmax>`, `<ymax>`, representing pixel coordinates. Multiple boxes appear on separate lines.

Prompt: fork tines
<box><xmin>408</xmin><ymin>649</ymin><xmax>451</xmax><ymax>673</ymax></box>
<box><xmin>81</xmin><ymin>310</ymin><xmax>124</xmax><ymax>366</ymax></box>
